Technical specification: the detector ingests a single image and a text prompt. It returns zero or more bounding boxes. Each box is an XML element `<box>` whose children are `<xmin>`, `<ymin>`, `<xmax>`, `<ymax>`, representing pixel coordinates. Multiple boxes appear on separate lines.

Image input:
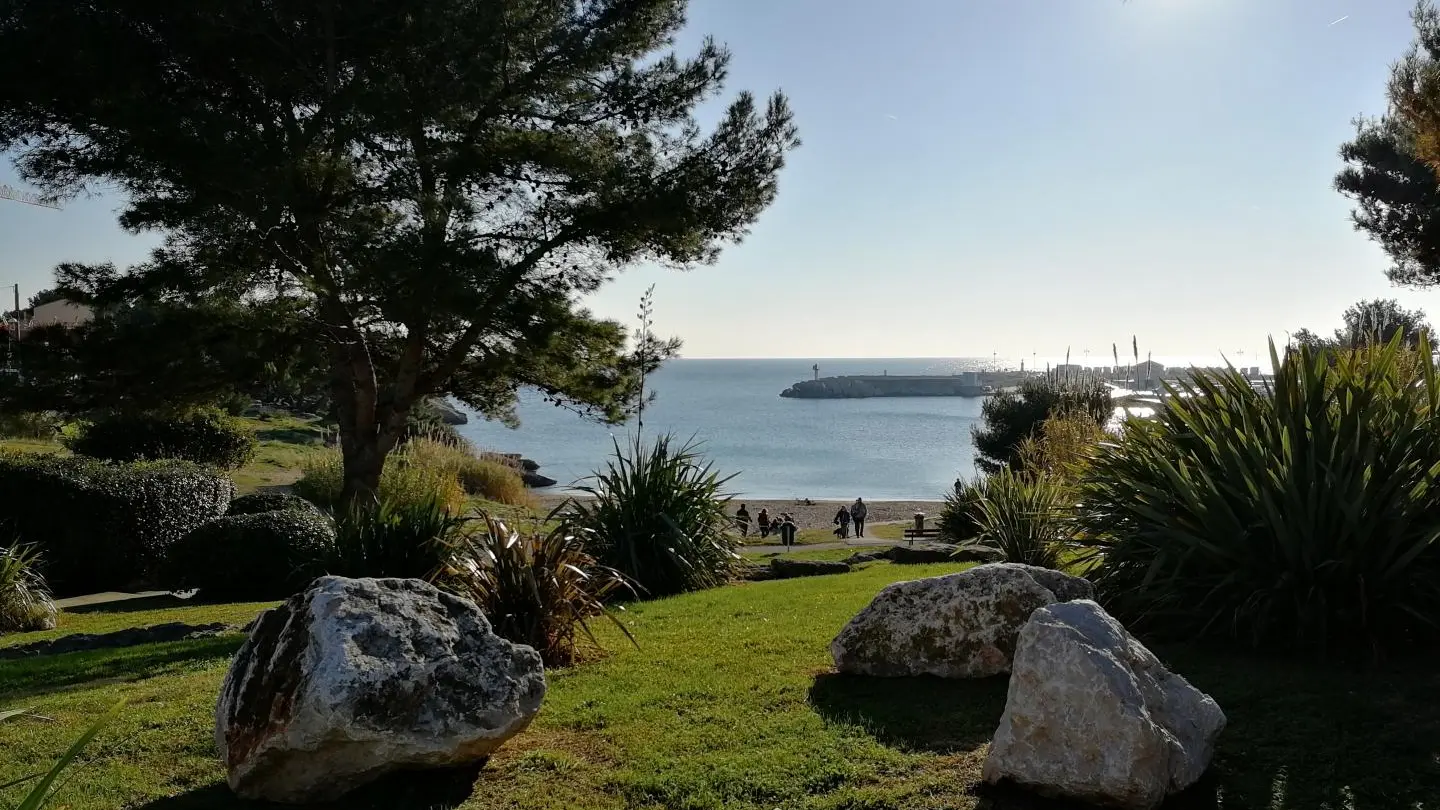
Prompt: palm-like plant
<box><xmin>964</xmin><ymin>468</ymin><xmax>1070</xmax><ymax>569</ymax></box>
<box><xmin>330</xmin><ymin>496</ymin><xmax>465</xmax><ymax>581</ymax></box>
<box><xmin>556</xmin><ymin>433</ymin><xmax>738</xmax><ymax>598</ymax></box>
<box><xmin>0</xmin><ymin>543</ymin><xmax>56</xmax><ymax>633</ymax></box>
<box><xmin>439</xmin><ymin>516</ymin><xmax>634</xmax><ymax>666</ymax></box>
<box><xmin>1081</xmin><ymin>336</ymin><xmax>1440</xmax><ymax>658</ymax></box>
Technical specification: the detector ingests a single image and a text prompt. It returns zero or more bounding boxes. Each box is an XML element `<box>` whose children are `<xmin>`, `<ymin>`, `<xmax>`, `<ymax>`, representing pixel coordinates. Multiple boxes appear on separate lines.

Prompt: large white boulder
<box><xmin>983</xmin><ymin>600</ymin><xmax>1226</xmax><ymax>810</ymax></box>
<box><xmin>829</xmin><ymin>563</ymin><xmax>1094</xmax><ymax>678</ymax></box>
<box><xmin>215</xmin><ymin>576</ymin><xmax>546</xmax><ymax>804</ymax></box>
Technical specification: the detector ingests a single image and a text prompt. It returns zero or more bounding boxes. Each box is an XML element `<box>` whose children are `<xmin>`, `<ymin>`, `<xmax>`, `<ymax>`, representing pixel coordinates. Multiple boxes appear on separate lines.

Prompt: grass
<box><xmin>0</xmin><ymin>596</ymin><xmax>273</xmax><ymax>648</ymax></box>
<box><xmin>229</xmin><ymin>414</ymin><xmax>328</xmax><ymax>494</ymax></box>
<box><xmin>739</xmin><ymin>547</ymin><xmax>863</xmax><ymax>563</ymax></box>
<box><xmin>3</xmin><ymin>563</ymin><xmax>1437</xmax><ymax>810</ymax></box>
<box><xmin>1</xmin><ymin>413</ymin><xmax>327</xmax><ymax>495</ymax></box>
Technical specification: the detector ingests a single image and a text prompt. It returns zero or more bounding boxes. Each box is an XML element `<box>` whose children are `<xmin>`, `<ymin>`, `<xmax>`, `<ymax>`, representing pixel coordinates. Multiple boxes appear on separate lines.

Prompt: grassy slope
<box><xmin>0</xmin><ymin>597</ymin><xmax>275</xmax><ymax>648</ymax></box>
<box><xmin>0</xmin><ymin>413</ymin><xmax>328</xmax><ymax>495</ymax></box>
<box><xmin>2</xmin><ymin>563</ymin><xmax>1438</xmax><ymax>810</ymax></box>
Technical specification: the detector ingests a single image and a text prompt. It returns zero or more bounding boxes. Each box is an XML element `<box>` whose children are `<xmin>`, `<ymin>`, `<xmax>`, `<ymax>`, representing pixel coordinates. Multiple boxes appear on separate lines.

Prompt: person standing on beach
<box><xmin>851</xmin><ymin>498</ymin><xmax>868</xmax><ymax>538</ymax></box>
<box><xmin>833</xmin><ymin>506</ymin><xmax>851</xmax><ymax>539</ymax></box>
<box><xmin>757</xmin><ymin>508</ymin><xmax>771</xmax><ymax>539</ymax></box>
<box><xmin>736</xmin><ymin>504</ymin><xmax>751</xmax><ymax>538</ymax></box>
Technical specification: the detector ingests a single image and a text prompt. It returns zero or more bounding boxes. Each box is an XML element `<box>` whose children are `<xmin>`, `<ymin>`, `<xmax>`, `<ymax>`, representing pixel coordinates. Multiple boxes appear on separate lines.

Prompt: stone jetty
<box><xmin>780</xmin><ymin>371</ymin><xmax>1033</xmax><ymax>399</ymax></box>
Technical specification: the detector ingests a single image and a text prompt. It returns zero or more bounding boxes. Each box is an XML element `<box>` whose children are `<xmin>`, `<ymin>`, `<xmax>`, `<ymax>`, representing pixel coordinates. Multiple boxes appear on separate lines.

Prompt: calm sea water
<box><xmin>457</xmin><ymin>358</ymin><xmax>1011</xmax><ymax>501</ymax></box>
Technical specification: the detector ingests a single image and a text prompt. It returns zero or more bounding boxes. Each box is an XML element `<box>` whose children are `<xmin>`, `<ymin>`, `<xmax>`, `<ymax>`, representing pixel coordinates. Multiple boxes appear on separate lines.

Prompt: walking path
<box><xmin>744</xmin><ymin>538</ymin><xmax>896</xmax><ymax>555</ymax></box>
<box><xmin>55</xmin><ymin>590</ymin><xmax>172</xmax><ymax>609</ymax></box>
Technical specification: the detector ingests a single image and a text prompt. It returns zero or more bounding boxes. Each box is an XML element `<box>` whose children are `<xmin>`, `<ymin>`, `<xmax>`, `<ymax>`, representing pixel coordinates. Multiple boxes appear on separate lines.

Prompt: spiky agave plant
<box><xmin>0</xmin><ymin>542</ymin><xmax>56</xmax><ymax>633</ymax></box>
<box><xmin>439</xmin><ymin>516</ymin><xmax>635</xmax><ymax>666</ymax></box>
<box><xmin>557</xmin><ymin>433</ymin><xmax>738</xmax><ymax>598</ymax></box>
<box><xmin>964</xmin><ymin>468</ymin><xmax>1071</xmax><ymax>569</ymax></box>
<box><xmin>1080</xmin><ymin>335</ymin><xmax>1440</xmax><ymax>658</ymax></box>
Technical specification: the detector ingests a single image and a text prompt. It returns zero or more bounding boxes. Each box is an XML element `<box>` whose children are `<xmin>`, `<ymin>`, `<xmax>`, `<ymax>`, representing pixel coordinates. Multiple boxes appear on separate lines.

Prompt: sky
<box><xmin>0</xmin><ymin>0</ymin><xmax>1430</xmax><ymax>363</ymax></box>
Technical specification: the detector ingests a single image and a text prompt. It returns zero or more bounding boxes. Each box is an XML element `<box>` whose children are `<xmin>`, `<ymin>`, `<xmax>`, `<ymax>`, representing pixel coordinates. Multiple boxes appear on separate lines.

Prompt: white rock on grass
<box><xmin>983</xmin><ymin>600</ymin><xmax>1226</xmax><ymax>810</ymax></box>
<box><xmin>215</xmin><ymin>576</ymin><xmax>546</xmax><ymax>804</ymax></box>
<box><xmin>829</xmin><ymin>563</ymin><xmax>1094</xmax><ymax>678</ymax></box>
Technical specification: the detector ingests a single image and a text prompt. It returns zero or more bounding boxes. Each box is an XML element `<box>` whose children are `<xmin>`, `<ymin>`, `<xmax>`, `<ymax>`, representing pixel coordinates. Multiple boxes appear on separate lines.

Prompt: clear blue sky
<box><xmin>0</xmin><ymin>0</ymin><xmax>1427</xmax><ymax>362</ymax></box>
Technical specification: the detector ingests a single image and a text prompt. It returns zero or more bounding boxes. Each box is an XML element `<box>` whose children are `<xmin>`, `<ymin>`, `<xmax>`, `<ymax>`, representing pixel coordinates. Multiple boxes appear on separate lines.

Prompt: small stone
<box><xmin>983</xmin><ymin>600</ymin><xmax>1226</xmax><ymax>810</ymax></box>
<box><xmin>830</xmin><ymin>563</ymin><xmax>1093</xmax><ymax>678</ymax></box>
<box><xmin>216</xmin><ymin>576</ymin><xmax>545</xmax><ymax>803</ymax></box>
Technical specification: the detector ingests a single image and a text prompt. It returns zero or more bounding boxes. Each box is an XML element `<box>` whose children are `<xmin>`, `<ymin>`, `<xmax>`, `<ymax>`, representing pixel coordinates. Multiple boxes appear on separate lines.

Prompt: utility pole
<box><xmin>3</xmin><ymin>283</ymin><xmax>18</xmax><ymax>377</ymax></box>
<box><xmin>0</xmin><ymin>182</ymin><xmax>61</xmax><ymax>378</ymax></box>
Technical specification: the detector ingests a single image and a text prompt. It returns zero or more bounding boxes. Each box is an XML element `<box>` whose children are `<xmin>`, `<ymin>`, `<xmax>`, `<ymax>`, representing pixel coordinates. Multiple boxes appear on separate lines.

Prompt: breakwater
<box><xmin>780</xmin><ymin>372</ymin><xmax>1034</xmax><ymax>399</ymax></box>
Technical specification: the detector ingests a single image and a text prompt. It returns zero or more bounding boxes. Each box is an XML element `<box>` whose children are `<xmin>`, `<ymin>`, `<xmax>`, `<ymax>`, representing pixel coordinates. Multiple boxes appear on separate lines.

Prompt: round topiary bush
<box><xmin>66</xmin><ymin>410</ymin><xmax>257</xmax><ymax>469</ymax></box>
<box><xmin>163</xmin><ymin>509</ymin><xmax>337</xmax><ymax>601</ymax></box>
<box><xmin>228</xmin><ymin>491</ymin><xmax>323</xmax><ymax>517</ymax></box>
<box><xmin>0</xmin><ymin>454</ymin><xmax>234</xmax><ymax>596</ymax></box>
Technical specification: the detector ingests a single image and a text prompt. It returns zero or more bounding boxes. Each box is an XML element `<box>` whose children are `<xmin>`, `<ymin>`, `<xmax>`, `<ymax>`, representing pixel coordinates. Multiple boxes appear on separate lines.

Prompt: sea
<box><xmin>456</xmin><ymin>354</ymin><xmax>1264</xmax><ymax>501</ymax></box>
<box><xmin>456</xmin><ymin>357</ymin><xmax>1027</xmax><ymax>502</ymax></box>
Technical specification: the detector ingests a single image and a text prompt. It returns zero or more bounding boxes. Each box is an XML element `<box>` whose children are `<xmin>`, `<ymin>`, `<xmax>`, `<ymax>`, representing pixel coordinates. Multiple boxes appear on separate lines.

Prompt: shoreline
<box><xmin>534</xmin><ymin>495</ymin><xmax>947</xmax><ymax>532</ymax></box>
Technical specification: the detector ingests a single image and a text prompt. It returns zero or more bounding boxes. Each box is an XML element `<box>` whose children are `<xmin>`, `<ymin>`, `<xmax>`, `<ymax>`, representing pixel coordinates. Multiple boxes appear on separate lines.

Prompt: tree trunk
<box><xmin>323</xmin><ymin>304</ymin><xmax>425</xmax><ymax>511</ymax></box>
<box><xmin>338</xmin><ymin>429</ymin><xmax>386</xmax><ymax>510</ymax></box>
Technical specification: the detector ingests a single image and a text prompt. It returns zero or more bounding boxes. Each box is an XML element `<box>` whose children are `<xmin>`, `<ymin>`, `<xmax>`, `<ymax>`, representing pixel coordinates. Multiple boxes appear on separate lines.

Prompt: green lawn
<box><xmin>3</xmin><ymin>563</ymin><xmax>1438</xmax><ymax>810</ymax></box>
<box><xmin>0</xmin><ymin>596</ymin><xmax>274</xmax><ymax>649</ymax></box>
<box><xmin>0</xmin><ymin>412</ymin><xmax>329</xmax><ymax>495</ymax></box>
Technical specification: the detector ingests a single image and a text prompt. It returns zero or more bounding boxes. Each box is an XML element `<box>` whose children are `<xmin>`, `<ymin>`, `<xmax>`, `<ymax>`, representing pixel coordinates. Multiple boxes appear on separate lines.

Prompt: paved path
<box><xmin>55</xmin><ymin>590</ymin><xmax>173</xmax><ymax>609</ymax></box>
<box><xmin>744</xmin><ymin>539</ymin><xmax>896</xmax><ymax>556</ymax></box>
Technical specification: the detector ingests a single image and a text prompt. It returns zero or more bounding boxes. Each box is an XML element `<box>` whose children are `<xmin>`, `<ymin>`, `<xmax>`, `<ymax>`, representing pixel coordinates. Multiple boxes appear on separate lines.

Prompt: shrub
<box><xmin>0</xmin><ymin>410</ymin><xmax>61</xmax><ymax>440</ymax></box>
<box><xmin>400</xmin><ymin>438</ymin><xmax>529</xmax><ymax>505</ymax></box>
<box><xmin>402</xmin><ymin>398</ymin><xmax>466</xmax><ymax>446</ymax></box>
<box><xmin>938</xmin><ymin>477</ymin><xmax>987</xmax><ymax>543</ymax></box>
<box><xmin>967</xmin><ymin>468</ymin><xmax>1071</xmax><ymax>569</ymax></box>
<box><xmin>971</xmin><ymin>377</ymin><xmax>1111</xmax><ymax>474</ymax></box>
<box><xmin>557</xmin><ymin>433</ymin><xmax>737</xmax><ymax>598</ymax></box>
<box><xmin>439</xmin><ymin>516</ymin><xmax>634</xmax><ymax>666</ymax></box>
<box><xmin>162</xmin><ymin>509</ymin><xmax>336</xmax><ymax>600</ymax></box>
<box><xmin>1080</xmin><ymin>337</ymin><xmax>1440</xmax><ymax>658</ymax></box>
<box><xmin>0</xmin><ymin>542</ymin><xmax>56</xmax><ymax>633</ymax></box>
<box><xmin>228</xmin><ymin>490</ymin><xmax>323</xmax><ymax>517</ymax></box>
<box><xmin>0</xmin><ymin>454</ymin><xmax>233</xmax><ymax>595</ymax></box>
<box><xmin>66</xmin><ymin>411</ymin><xmax>257</xmax><ymax>469</ymax></box>
<box><xmin>1016</xmin><ymin>411</ymin><xmax>1108</xmax><ymax>484</ymax></box>
<box><xmin>330</xmin><ymin>496</ymin><xmax>464</xmax><ymax>580</ymax></box>
<box><xmin>293</xmin><ymin>444</ymin><xmax>467</xmax><ymax>514</ymax></box>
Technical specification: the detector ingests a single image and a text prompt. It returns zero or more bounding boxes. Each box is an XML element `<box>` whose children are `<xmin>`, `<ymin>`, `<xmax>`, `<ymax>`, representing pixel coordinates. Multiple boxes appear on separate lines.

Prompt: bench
<box><xmin>902</xmin><ymin>527</ymin><xmax>943</xmax><ymax>545</ymax></box>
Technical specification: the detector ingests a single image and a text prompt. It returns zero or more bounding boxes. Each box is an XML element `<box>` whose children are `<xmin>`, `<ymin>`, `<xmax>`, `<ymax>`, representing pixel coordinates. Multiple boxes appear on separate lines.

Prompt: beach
<box><xmin>535</xmin><ymin>496</ymin><xmax>944</xmax><ymax>532</ymax></box>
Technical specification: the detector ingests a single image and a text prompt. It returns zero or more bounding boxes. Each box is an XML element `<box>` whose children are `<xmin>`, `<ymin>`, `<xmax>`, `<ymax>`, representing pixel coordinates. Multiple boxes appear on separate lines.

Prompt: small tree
<box><xmin>970</xmin><ymin>377</ymin><xmax>1111</xmax><ymax>475</ymax></box>
<box><xmin>1386</xmin><ymin>2</ymin><xmax>1440</xmax><ymax>184</ymax></box>
<box><xmin>1338</xmin><ymin>298</ymin><xmax>1430</xmax><ymax>348</ymax></box>
<box><xmin>0</xmin><ymin>0</ymin><xmax>799</xmax><ymax>506</ymax></box>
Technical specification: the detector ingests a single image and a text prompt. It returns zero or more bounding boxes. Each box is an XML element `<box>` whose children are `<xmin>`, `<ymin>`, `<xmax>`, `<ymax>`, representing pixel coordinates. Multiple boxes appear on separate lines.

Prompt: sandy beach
<box><xmin>534</xmin><ymin>496</ymin><xmax>944</xmax><ymax>532</ymax></box>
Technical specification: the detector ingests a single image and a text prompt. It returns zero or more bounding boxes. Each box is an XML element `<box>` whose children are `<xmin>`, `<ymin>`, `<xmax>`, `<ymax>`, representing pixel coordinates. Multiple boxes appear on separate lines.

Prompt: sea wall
<box><xmin>780</xmin><ymin>372</ymin><xmax>1033</xmax><ymax>399</ymax></box>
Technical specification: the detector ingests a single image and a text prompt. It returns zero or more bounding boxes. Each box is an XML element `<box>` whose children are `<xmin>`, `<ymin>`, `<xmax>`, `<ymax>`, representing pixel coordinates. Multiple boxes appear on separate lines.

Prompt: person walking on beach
<box><xmin>851</xmin><ymin>498</ymin><xmax>868</xmax><ymax>538</ymax></box>
<box><xmin>736</xmin><ymin>504</ymin><xmax>751</xmax><ymax>538</ymax></box>
<box><xmin>833</xmin><ymin>505</ymin><xmax>851</xmax><ymax>539</ymax></box>
<box><xmin>757</xmin><ymin>508</ymin><xmax>771</xmax><ymax>539</ymax></box>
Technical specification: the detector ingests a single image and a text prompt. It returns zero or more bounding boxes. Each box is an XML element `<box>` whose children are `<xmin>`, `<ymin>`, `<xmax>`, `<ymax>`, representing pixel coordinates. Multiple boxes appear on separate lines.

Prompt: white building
<box><xmin>28</xmin><ymin>299</ymin><xmax>94</xmax><ymax>329</ymax></box>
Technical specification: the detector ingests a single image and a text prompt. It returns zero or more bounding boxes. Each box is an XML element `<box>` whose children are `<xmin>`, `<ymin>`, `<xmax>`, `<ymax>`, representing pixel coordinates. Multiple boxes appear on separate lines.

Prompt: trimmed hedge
<box><xmin>66</xmin><ymin>411</ymin><xmax>257</xmax><ymax>469</ymax></box>
<box><xmin>228</xmin><ymin>491</ymin><xmax>322</xmax><ymax>517</ymax></box>
<box><xmin>0</xmin><ymin>453</ymin><xmax>234</xmax><ymax>596</ymax></box>
<box><xmin>162</xmin><ymin>509</ymin><xmax>337</xmax><ymax>601</ymax></box>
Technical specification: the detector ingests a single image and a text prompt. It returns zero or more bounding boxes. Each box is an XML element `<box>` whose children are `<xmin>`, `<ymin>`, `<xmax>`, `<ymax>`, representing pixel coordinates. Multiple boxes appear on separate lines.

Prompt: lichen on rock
<box><xmin>829</xmin><ymin>563</ymin><xmax>1093</xmax><ymax>678</ymax></box>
